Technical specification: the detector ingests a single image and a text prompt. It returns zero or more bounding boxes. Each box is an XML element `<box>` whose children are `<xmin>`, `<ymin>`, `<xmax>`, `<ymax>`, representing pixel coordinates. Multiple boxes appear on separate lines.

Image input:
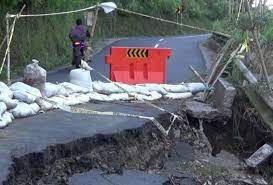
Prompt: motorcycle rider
<box><xmin>69</xmin><ymin>18</ymin><xmax>91</xmax><ymax>68</ymax></box>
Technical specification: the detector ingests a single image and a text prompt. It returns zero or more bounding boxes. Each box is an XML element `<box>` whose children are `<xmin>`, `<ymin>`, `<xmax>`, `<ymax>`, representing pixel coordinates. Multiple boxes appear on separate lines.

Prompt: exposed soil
<box><xmin>2</xmin><ymin>98</ymin><xmax>270</xmax><ymax>185</ymax></box>
<box><xmin>3</xmin><ymin>113</ymin><xmax>178</xmax><ymax>185</ymax></box>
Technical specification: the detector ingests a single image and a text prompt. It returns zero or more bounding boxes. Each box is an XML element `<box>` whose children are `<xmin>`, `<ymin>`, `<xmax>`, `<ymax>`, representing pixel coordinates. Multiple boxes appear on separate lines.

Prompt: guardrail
<box><xmin>233</xmin><ymin>58</ymin><xmax>273</xmax><ymax>130</ymax></box>
<box><xmin>212</xmin><ymin>32</ymin><xmax>231</xmax><ymax>46</ymax></box>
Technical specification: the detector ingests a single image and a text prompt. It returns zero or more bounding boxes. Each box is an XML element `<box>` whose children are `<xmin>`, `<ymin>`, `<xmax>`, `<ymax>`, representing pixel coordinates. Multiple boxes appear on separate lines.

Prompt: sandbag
<box><xmin>130</xmin><ymin>93</ymin><xmax>155</xmax><ymax>101</ymax></box>
<box><xmin>0</xmin><ymin>82</ymin><xmax>13</xmax><ymax>98</ymax></box>
<box><xmin>0</xmin><ymin>95</ymin><xmax>17</xmax><ymax>110</ymax></box>
<box><xmin>71</xmin><ymin>93</ymin><xmax>90</xmax><ymax>104</ymax></box>
<box><xmin>11</xmin><ymin>102</ymin><xmax>40</xmax><ymax>118</ymax></box>
<box><xmin>23</xmin><ymin>59</ymin><xmax>46</xmax><ymax>94</ymax></box>
<box><xmin>70</xmin><ymin>69</ymin><xmax>93</xmax><ymax>91</ymax></box>
<box><xmin>92</xmin><ymin>81</ymin><xmax>123</xmax><ymax>95</ymax></box>
<box><xmin>10</xmin><ymin>82</ymin><xmax>42</xmax><ymax>97</ymax></box>
<box><xmin>164</xmin><ymin>92</ymin><xmax>192</xmax><ymax>99</ymax></box>
<box><xmin>89</xmin><ymin>92</ymin><xmax>112</xmax><ymax>101</ymax></box>
<box><xmin>59</xmin><ymin>82</ymin><xmax>89</xmax><ymax>94</ymax></box>
<box><xmin>0</xmin><ymin>102</ymin><xmax>7</xmax><ymax>115</ymax></box>
<box><xmin>48</xmin><ymin>96</ymin><xmax>68</xmax><ymax>106</ymax></box>
<box><xmin>115</xmin><ymin>83</ymin><xmax>136</xmax><ymax>93</ymax></box>
<box><xmin>108</xmin><ymin>93</ymin><xmax>129</xmax><ymax>101</ymax></box>
<box><xmin>44</xmin><ymin>82</ymin><xmax>68</xmax><ymax>98</ymax></box>
<box><xmin>162</xmin><ymin>84</ymin><xmax>189</xmax><ymax>93</ymax></box>
<box><xmin>0</xmin><ymin>112</ymin><xmax>13</xmax><ymax>128</ymax></box>
<box><xmin>13</xmin><ymin>91</ymin><xmax>37</xmax><ymax>104</ymax></box>
<box><xmin>186</xmin><ymin>83</ymin><xmax>206</xmax><ymax>94</ymax></box>
<box><xmin>134</xmin><ymin>85</ymin><xmax>151</xmax><ymax>95</ymax></box>
<box><xmin>36</xmin><ymin>99</ymin><xmax>54</xmax><ymax>111</ymax></box>
<box><xmin>149</xmin><ymin>91</ymin><xmax>162</xmax><ymax>100</ymax></box>
<box><xmin>140</xmin><ymin>84</ymin><xmax>168</xmax><ymax>95</ymax></box>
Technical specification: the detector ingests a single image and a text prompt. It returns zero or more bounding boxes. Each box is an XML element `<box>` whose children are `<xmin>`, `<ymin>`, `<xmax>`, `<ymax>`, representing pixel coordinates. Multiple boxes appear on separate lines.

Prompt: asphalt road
<box><xmin>47</xmin><ymin>34</ymin><xmax>210</xmax><ymax>83</ymax></box>
<box><xmin>0</xmin><ymin>34</ymin><xmax>210</xmax><ymax>184</ymax></box>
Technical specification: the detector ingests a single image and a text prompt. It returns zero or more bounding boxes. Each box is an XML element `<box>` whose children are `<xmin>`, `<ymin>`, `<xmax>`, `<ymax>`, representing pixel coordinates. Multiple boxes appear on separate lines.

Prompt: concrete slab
<box><xmin>214</xmin><ymin>78</ymin><xmax>236</xmax><ymax>116</ymax></box>
<box><xmin>246</xmin><ymin>144</ymin><xmax>273</xmax><ymax>168</ymax></box>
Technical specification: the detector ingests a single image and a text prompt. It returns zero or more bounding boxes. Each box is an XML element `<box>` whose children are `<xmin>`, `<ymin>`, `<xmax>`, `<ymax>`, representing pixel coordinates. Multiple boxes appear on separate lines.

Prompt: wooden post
<box><xmin>6</xmin><ymin>14</ymin><xmax>10</xmax><ymax>85</ymax></box>
<box><xmin>91</xmin><ymin>3</ymin><xmax>100</xmax><ymax>37</ymax></box>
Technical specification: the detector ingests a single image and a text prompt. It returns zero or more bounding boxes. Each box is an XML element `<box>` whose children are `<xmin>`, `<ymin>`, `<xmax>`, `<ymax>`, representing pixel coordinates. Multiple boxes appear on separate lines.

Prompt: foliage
<box><xmin>0</xmin><ymin>0</ymin><xmax>233</xmax><ymax>81</ymax></box>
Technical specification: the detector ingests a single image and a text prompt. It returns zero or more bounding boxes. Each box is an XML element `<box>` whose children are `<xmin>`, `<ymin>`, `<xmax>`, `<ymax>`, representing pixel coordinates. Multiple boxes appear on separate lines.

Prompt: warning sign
<box><xmin>176</xmin><ymin>5</ymin><xmax>184</xmax><ymax>15</ymax></box>
<box><xmin>127</xmin><ymin>48</ymin><xmax>149</xmax><ymax>58</ymax></box>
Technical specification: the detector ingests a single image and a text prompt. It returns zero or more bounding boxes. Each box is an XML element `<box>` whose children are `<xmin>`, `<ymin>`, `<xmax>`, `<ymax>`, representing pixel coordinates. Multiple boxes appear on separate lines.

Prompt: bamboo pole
<box><xmin>189</xmin><ymin>65</ymin><xmax>206</xmax><ymax>83</ymax></box>
<box><xmin>6</xmin><ymin>14</ymin><xmax>10</xmax><ymax>84</ymax></box>
<box><xmin>211</xmin><ymin>46</ymin><xmax>241</xmax><ymax>87</ymax></box>
<box><xmin>91</xmin><ymin>3</ymin><xmax>99</xmax><ymax>37</ymax></box>
<box><xmin>246</xmin><ymin>1</ymin><xmax>271</xmax><ymax>90</ymax></box>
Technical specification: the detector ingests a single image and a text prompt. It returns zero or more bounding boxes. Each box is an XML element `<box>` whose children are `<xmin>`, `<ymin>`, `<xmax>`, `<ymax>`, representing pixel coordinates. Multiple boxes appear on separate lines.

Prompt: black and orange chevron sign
<box><xmin>127</xmin><ymin>48</ymin><xmax>149</xmax><ymax>58</ymax></box>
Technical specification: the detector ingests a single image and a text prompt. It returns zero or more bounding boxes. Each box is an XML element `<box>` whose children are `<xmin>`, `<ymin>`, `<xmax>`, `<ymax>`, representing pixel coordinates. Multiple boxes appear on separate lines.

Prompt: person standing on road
<box><xmin>69</xmin><ymin>18</ymin><xmax>91</xmax><ymax>68</ymax></box>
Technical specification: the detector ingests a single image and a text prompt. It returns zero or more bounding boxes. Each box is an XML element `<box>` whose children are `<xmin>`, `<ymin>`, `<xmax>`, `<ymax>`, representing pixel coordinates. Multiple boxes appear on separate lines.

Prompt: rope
<box><xmin>8</xmin><ymin>5</ymin><xmax>97</xmax><ymax>18</ymax></box>
<box><xmin>90</xmin><ymin>66</ymin><xmax>184</xmax><ymax>124</ymax></box>
<box><xmin>117</xmin><ymin>8</ymin><xmax>231</xmax><ymax>37</ymax></box>
<box><xmin>0</xmin><ymin>35</ymin><xmax>7</xmax><ymax>51</ymax></box>
<box><xmin>0</xmin><ymin>6</ymin><xmax>25</xmax><ymax>76</ymax></box>
<box><xmin>32</xmin><ymin>92</ymin><xmax>169</xmax><ymax>136</ymax></box>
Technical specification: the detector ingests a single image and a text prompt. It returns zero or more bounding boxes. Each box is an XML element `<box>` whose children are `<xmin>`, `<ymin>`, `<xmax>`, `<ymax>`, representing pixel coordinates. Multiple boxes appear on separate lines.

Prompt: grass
<box><xmin>178</xmin><ymin>160</ymin><xmax>229</xmax><ymax>183</ymax></box>
<box><xmin>0</xmin><ymin>8</ymin><xmax>210</xmax><ymax>82</ymax></box>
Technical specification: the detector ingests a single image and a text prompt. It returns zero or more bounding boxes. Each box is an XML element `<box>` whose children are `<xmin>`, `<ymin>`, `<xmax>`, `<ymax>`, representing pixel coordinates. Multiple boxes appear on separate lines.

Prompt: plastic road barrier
<box><xmin>106</xmin><ymin>47</ymin><xmax>171</xmax><ymax>84</ymax></box>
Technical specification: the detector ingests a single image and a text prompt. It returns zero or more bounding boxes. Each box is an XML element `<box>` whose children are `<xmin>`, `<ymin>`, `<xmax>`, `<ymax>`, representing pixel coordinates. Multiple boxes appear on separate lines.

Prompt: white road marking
<box><xmin>175</xmin><ymin>34</ymin><xmax>211</xmax><ymax>39</ymax></box>
<box><xmin>159</xmin><ymin>38</ymin><xmax>164</xmax><ymax>42</ymax></box>
<box><xmin>154</xmin><ymin>44</ymin><xmax>159</xmax><ymax>48</ymax></box>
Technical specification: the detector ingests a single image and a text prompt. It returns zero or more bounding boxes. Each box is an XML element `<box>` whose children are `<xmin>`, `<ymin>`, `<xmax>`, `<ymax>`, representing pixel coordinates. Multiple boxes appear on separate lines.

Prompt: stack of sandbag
<box><xmin>23</xmin><ymin>59</ymin><xmax>46</xmax><ymax>95</ymax></box>
<box><xmin>91</xmin><ymin>81</ymin><xmax>206</xmax><ymax>100</ymax></box>
<box><xmin>0</xmin><ymin>82</ymin><xmax>15</xmax><ymax>128</ymax></box>
<box><xmin>0</xmin><ymin>78</ymin><xmax>206</xmax><ymax>127</ymax></box>
<box><xmin>9</xmin><ymin>82</ymin><xmax>42</xmax><ymax>118</ymax></box>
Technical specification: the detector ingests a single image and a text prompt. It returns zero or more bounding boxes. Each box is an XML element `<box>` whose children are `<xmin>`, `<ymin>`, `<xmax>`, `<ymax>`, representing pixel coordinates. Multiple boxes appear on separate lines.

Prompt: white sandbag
<box><xmin>70</xmin><ymin>69</ymin><xmax>93</xmax><ymax>91</ymax></box>
<box><xmin>0</xmin><ymin>95</ymin><xmax>17</xmax><ymax>109</ymax></box>
<box><xmin>162</xmin><ymin>84</ymin><xmax>189</xmax><ymax>93</ymax></box>
<box><xmin>59</xmin><ymin>82</ymin><xmax>89</xmax><ymax>94</ymax></box>
<box><xmin>10</xmin><ymin>82</ymin><xmax>42</xmax><ymax>97</ymax></box>
<box><xmin>0</xmin><ymin>112</ymin><xmax>13</xmax><ymax>128</ymax></box>
<box><xmin>0</xmin><ymin>102</ymin><xmax>7</xmax><ymax>115</ymax></box>
<box><xmin>36</xmin><ymin>99</ymin><xmax>54</xmax><ymax>111</ymax></box>
<box><xmin>0</xmin><ymin>82</ymin><xmax>13</xmax><ymax>98</ymax></box>
<box><xmin>164</xmin><ymin>92</ymin><xmax>192</xmax><ymax>99</ymax></box>
<box><xmin>130</xmin><ymin>93</ymin><xmax>155</xmax><ymax>101</ymax></box>
<box><xmin>186</xmin><ymin>83</ymin><xmax>206</xmax><ymax>94</ymax></box>
<box><xmin>92</xmin><ymin>81</ymin><xmax>123</xmax><ymax>94</ymax></box>
<box><xmin>80</xmin><ymin>60</ymin><xmax>93</xmax><ymax>71</ymax></box>
<box><xmin>134</xmin><ymin>85</ymin><xmax>151</xmax><ymax>95</ymax></box>
<box><xmin>48</xmin><ymin>96</ymin><xmax>68</xmax><ymax>106</ymax></box>
<box><xmin>108</xmin><ymin>93</ymin><xmax>129</xmax><ymax>101</ymax></box>
<box><xmin>89</xmin><ymin>92</ymin><xmax>112</xmax><ymax>101</ymax></box>
<box><xmin>44</xmin><ymin>82</ymin><xmax>68</xmax><ymax>98</ymax></box>
<box><xmin>23</xmin><ymin>59</ymin><xmax>47</xmax><ymax>94</ymax></box>
<box><xmin>72</xmin><ymin>93</ymin><xmax>90</xmax><ymax>104</ymax></box>
<box><xmin>149</xmin><ymin>91</ymin><xmax>162</xmax><ymax>100</ymax></box>
<box><xmin>140</xmin><ymin>84</ymin><xmax>168</xmax><ymax>95</ymax></box>
<box><xmin>13</xmin><ymin>91</ymin><xmax>37</xmax><ymax>104</ymax></box>
<box><xmin>11</xmin><ymin>102</ymin><xmax>40</xmax><ymax>118</ymax></box>
<box><xmin>115</xmin><ymin>83</ymin><xmax>136</xmax><ymax>93</ymax></box>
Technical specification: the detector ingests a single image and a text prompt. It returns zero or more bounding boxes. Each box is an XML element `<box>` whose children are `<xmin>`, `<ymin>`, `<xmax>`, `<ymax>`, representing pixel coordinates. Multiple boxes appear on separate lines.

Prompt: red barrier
<box><xmin>105</xmin><ymin>47</ymin><xmax>171</xmax><ymax>84</ymax></box>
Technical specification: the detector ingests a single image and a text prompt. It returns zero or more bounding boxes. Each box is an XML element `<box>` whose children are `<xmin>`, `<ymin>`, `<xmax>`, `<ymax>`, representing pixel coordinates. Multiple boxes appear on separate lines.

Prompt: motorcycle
<box><xmin>72</xmin><ymin>41</ymin><xmax>87</xmax><ymax>68</ymax></box>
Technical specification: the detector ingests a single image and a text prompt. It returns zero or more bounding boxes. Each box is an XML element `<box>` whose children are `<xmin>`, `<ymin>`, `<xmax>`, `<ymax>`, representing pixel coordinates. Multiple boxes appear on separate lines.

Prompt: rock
<box><xmin>173</xmin><ymin>129</ymin><xmax>181</xmax><ymax>139</ymax></box>
<box><xmin>214</xmin><ymin>78</ymin><xmax>236</xmax><ymax>116</ymax></box>
<box><xmin>183</xmin><ymin>100</ymin><xmax>229</xmax><ymax>123</ymax></box>
<box><xmin>246</xmin><ymin>143</ymin><xmax>273</xmax><ymax>168</ymax></box>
